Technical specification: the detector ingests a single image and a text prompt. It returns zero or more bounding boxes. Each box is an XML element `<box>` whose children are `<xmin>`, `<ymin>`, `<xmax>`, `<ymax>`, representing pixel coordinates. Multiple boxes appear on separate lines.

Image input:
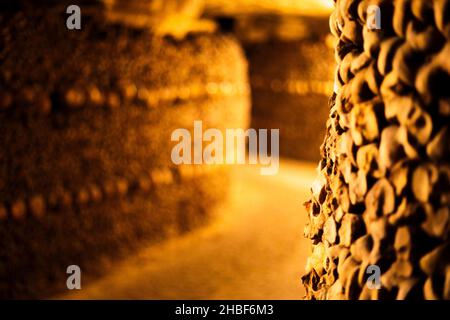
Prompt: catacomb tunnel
<box><xmin>0</xmin><ymin>0</ymin><xmax>448</xmax><ymax>301</ymax></box>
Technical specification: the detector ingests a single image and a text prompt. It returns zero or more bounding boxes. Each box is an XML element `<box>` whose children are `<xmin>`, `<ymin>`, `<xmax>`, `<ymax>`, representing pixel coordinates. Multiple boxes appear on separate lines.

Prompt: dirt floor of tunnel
<box><xmin>63</xmin><ymin>160</ymin><xmax>317</xmax><ymax>299</ymax></box>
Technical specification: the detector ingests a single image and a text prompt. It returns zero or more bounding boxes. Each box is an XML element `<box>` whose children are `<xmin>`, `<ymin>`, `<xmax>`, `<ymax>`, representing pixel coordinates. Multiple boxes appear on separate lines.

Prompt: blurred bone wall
<box><xmin>202</xmin><ymin>0</ymin><xmax>336</xmax><ymax>161</ymax></box>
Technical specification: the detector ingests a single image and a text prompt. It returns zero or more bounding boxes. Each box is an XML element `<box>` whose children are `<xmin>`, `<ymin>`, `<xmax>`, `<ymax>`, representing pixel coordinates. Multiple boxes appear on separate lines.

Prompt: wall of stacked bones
<box><xmin>303</xmin><ymin>0</ymin><xmax>450</xmax><ymax>300</ymax></box>
<box><xmin>0</xmin><ymin>1</ymin><xmax>250</xmax><ymax>298</ymax></box>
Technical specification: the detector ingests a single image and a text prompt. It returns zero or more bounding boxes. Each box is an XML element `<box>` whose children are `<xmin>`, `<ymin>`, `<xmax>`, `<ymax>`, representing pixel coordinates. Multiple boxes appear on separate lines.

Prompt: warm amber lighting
<box><xmin>206</xmin><ymin>0</ymin><xmax>334</xmax><ymax>16</ymax></box>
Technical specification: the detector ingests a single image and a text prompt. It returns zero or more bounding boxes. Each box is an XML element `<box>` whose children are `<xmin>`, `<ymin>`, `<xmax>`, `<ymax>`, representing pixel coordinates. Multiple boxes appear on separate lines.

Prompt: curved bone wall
<box><xmin>0</xmin><ymin>3</ymin><xmax>250</xmax><ymax>299</ymax></box>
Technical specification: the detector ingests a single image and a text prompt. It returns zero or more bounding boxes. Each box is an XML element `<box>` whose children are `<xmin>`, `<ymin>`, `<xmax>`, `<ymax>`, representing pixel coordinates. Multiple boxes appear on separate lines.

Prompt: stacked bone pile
<box><xmin>303</xmin><ymin>0</ymin><xmax>450</xmax><ymax>299</ymax></box>
<box><xmin>0</xmin><ymin>2</ymin><xmax>250</xmax><ymax>298</ymax></box>
<box><xmin>242</xmin><ymin>16</ymin><xmax>335</xmax><ymax>161</ymax></box>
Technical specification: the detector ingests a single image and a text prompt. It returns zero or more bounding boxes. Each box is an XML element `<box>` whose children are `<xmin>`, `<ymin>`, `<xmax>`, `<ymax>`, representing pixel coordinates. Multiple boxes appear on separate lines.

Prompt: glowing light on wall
<box><xmin>206</xmin><ymin>0</ymin><xmax>334</xmax><ymax>17</ymax></box>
